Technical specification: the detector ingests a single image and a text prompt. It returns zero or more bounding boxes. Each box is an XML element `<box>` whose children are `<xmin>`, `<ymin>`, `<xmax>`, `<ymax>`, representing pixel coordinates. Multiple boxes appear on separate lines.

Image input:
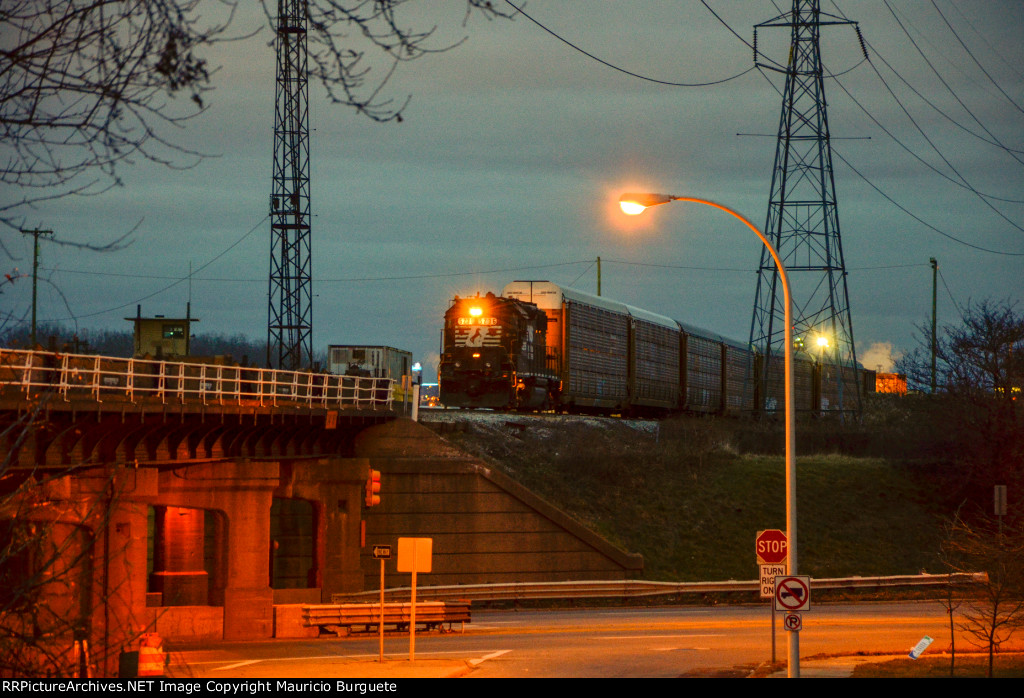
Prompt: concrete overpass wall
<box><xmin>355</xmin><ymin>420</ymin><xmax>643</xmax><ymax>589</ymax></box>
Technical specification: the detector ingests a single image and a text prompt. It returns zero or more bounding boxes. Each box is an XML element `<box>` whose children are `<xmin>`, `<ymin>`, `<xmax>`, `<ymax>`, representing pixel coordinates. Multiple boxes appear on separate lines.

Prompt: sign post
<box><xmin>774</xmin><ymin>573</ymin><xmax>810</xmax><ymax>670</ymax></box>
<box><xmin>774</xmin><ymin>571</ymin><xmax>811</xmax><ymax>649</ymax></box>
<box><xmin>372</xmin><ymin>545</ymin><xmax>392</xmax><ymax>663</ymax></box>
<box><xmin>397</xmin><ymin>537</ymin><xmax>432</xmax><ymax>662</ymax></box>
<box><xmin>756</xmin><ymin>529</ymin><xmax>788</xmax><ymax>664</ymax></box>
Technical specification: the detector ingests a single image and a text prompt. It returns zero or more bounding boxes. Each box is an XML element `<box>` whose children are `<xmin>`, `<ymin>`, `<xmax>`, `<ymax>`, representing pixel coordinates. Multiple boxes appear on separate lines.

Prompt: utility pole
<box><xmin>748</xmin><ymin>0</ymin><xmax>864</xmax><ymax>421</ymax></box>
<box><xmin>930</xmin><ymin>257</ymin><xmax>938</xmax><ymax>393</ymax></box>
<box><xmin>267</xmin><ymin>0</ymin><xmax>313</xmax><ymax>370</ymax></box>
<box><xmin>19</xmin><ymin>228</ymin><xmax>54</xmax><ymax>347</ymax></box>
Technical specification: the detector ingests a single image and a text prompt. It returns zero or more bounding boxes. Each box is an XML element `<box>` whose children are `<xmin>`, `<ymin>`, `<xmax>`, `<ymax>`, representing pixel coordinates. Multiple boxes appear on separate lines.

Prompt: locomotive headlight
<box><xmin>469</xmin><ymin>306</ymin><xmax>483</xmax><ymax>317</ymax></box>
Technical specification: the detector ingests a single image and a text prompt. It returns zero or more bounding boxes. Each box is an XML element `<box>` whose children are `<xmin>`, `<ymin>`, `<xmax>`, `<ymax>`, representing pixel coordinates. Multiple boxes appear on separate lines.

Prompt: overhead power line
<box><xmin>503</xmin><ymin>0</ymin><xmax>756</xmax><ymax>86</ymax></box>
<box><xmin>40</xmin><ymin>216</ymin><xmax>269</xmax><ymax>322</ymax></box>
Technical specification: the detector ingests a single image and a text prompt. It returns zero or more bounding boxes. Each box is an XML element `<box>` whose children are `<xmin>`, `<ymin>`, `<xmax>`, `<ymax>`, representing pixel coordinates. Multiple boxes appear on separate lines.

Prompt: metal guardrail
<box><xmin>0</xmin><ymin>348</ymin><xmax>394</xmax><ymax>410</ymax></box>
<box><xmin>333</xmin><ymin>573</ymin><xmax>988</xmax><ymax>603</ymax></box>
<box><xmin>304</xmin><ymin>601</ymin><xmax>471</xmax><ymax>633</ymax></box>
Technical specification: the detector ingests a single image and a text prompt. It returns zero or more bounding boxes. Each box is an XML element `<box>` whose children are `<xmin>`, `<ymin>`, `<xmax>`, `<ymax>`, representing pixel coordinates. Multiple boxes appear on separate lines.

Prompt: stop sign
<box><xmin>756</xmin><ymin>529</ymin><xmax>788</xmax><ymax>564</ymax></box>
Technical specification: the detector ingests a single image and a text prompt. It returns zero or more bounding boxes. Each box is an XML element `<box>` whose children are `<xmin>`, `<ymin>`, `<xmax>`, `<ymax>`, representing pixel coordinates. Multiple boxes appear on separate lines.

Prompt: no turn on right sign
<box><xmin>759</xmin><ymin>564</ymin><xmax>786</xmax><ymax>599</ymax></box>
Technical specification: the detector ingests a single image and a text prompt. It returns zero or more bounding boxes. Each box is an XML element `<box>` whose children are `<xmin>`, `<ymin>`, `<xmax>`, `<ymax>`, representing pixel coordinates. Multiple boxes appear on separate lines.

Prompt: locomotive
<box><xmin>439</xmin><ymin>281</ymin><xmax>873</xmax><ymax>416</ymax></box>
<box><xmin>438</xmin><ymin>291</ymin><xmax>559</xmax><ymax>409</ymax></box>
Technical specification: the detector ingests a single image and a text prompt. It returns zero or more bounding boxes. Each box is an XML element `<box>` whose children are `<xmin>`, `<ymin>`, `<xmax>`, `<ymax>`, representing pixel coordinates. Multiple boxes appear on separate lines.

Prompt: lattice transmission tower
<box><xmin>267</xmin><ymin>0</ymin><xmax>313</xmax><ymax>370</ymax></box>
<box><xmin>749</xmin><ymin>0</ymin><xmax>862</xmax><ymax>417</ymax></box>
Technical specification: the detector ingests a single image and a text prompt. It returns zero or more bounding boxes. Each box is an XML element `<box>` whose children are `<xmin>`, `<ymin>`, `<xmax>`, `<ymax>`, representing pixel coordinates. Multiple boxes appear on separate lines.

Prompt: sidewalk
<box><xmin>766</xmin><ymin>655</ymin><xmax>908</xmax><ymax>678</ymax></box>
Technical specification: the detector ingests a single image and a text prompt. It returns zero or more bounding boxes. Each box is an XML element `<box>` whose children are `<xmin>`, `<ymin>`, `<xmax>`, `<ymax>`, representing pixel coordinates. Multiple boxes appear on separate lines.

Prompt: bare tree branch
<box><xmin>2</xmin><ymin>1</ymin><xmax>513</xmax><ymax>230</ymax></box>
<box><xmin>942</xmin><ymin>511</ymin><xmax>1024</xmax><ymax>677</ymax></box>
<box><xmin>1</xmin><ymin>1</ymin><xmax>240</xmax><ymax>203</ymax></box>
<box><xmin>262</xmin><ymin>1</ymin><xmax>514</xmax><ymax>123</ymax></box>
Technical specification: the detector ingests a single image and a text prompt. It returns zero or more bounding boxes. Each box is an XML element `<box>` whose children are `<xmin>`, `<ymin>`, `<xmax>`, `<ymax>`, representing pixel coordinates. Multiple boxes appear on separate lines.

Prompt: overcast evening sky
<box><xmin>3</xmin><ymin>1</ymin><xmax>1023</xmax><ymax>378</ymax></box>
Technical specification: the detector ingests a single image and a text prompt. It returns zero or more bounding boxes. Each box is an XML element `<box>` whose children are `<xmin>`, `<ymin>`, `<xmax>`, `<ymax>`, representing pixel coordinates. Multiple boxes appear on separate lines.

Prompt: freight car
<box><xmin>439</xmin><ymin>281</ymin><xmax>871</xmax><ymax>416</ymax></box>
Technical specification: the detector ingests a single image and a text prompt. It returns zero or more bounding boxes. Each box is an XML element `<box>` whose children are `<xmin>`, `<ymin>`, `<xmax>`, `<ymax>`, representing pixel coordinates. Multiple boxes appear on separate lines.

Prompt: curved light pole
<box><xmin>620</xmin><ymin>192</ymin><xmax>800</xmax><ymax>677</ymax></box>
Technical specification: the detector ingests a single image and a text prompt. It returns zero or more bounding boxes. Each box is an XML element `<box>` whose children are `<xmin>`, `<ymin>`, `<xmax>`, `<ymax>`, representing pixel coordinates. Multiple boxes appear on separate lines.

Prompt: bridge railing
<box><xmin>0</xmin><ymin>348</ymin><xmax>394</xmax><ymax>410</ymax></box>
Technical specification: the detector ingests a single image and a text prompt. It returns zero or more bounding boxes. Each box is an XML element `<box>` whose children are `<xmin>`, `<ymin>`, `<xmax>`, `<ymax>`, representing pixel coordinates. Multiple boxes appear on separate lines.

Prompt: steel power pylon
<box><xmin>749</xmin><ymin>0</ymin><xmax>861</xmax><ymax>418</ymax></box>
<box><xmin>267</xmin><ymin>0</ymin><xmax>313</xmax><ymax>370</ymax></box>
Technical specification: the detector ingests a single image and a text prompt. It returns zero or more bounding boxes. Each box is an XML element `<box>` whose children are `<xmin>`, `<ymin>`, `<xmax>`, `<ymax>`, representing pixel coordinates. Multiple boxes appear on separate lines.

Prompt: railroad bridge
<box><xmin>1</xmin><ymin>348</ymin><xmax>640</xmax><ymax>674</ymax></box>
<box><xmin>2</xmin><ymin>349</ymin><xmax>395</xmax><ymax>466</ymax></box>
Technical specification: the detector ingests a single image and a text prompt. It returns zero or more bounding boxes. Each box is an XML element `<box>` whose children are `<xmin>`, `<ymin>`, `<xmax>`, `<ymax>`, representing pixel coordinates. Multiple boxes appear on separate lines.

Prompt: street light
<box><xmin>619</xmin><ymin>192</ymin><xmax>800</xmax><ymax>677</ymax></box>
<box><xmin>815</xmin><ymin>334</ymin><xmax>830</xmax><ymax>363</ymax></box>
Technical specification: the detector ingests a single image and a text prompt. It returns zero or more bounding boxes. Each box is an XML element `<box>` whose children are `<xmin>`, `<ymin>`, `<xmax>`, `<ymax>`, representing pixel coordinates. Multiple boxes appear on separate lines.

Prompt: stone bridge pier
<box><xmin>3</xmin><ymin>455</ymin><xmax>370</xmax><ymax>675</ymax></box>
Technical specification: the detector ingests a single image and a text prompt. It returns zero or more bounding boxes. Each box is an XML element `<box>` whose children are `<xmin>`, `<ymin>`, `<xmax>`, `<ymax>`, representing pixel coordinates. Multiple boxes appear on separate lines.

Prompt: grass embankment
<box><xmin>431</xmin><ymin>415</ymin><xmax>951</xmax><ymax>582</ymax></box>
<box><xmin>852</xmin><ymin>654</ymin><xmax>1024</xmax><ymax>678</ymax></box>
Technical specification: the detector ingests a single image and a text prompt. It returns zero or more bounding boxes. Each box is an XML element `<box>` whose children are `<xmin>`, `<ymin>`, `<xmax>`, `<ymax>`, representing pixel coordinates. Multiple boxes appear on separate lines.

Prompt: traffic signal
<box><xmin>365</xmin><ymin>469</ymin><xmax>381</xmax><ymax>507</ymax></box>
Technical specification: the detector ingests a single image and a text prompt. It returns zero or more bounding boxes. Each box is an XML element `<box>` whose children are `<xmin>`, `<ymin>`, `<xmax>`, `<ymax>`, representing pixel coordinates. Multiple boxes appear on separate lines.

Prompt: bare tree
<box><xmin>278</xmin><ymin>0</ymin><xmax>513</xmax><ymax>123</ymax></box>
<box><xmin>942</xmin><ymin>511</ymin><xmax>1024</xmax><ymax>678</ymax></box>
<box><xmin>896</xmin><ymin>299</ymin><xmax>1024</xmax><ymax>493</ymax></box>
<box><xmin>1</xmin><ymin>1</ymin><xmax>233</xmax><ymax>223</ymax></box>
<box><xmin>1</xmin><ymin>1</ymin><xmax>512</xmax><ymax>232</ymax></box>
<box><xmin>1</xmin><ymin>383</ymin><xmax>153</xmax><ymax>678</ymax></box>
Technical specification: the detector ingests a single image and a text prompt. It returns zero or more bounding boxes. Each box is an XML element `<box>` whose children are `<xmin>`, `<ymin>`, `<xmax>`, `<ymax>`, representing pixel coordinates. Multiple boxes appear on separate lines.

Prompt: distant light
<box><xmin>817</xmin><ymin>336</ymin><xmax>829</xmax><ymax>348</ymax></box>
<box><xmin>412</xmin><ymin>362</ymin><xmax>422</xmax><ymax>372</ymax></box>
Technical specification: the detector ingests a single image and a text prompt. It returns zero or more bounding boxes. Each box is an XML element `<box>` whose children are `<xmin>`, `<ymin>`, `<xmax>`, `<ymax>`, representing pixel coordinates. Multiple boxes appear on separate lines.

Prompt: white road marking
<box><xmin>181</xmin><ymin>648</ymin><xmax>512</xmax><ymax>669</ymax></box>
<box><xmin>214</xmin><ymin>659</ymin><xmax>261</xmax><ymax>671</ymax></box>
<box><xmin>652</xmin><ymin>647</ymin><xmax>710</xmax><ymax>652</ymax></box>
<box><xmin>589</xmin><ymin>630</ymin><xmax>724</xmax><ymax>634</ymax></box>
<box><xmin>469</xmin><ymin>650</ymin><xmax>512</xmax><ymax>667</ymax></box>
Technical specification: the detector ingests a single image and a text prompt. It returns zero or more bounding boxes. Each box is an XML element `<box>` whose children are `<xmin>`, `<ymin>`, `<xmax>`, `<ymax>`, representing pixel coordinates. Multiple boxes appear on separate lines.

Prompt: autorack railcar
<box><xmin>439</xmin><ymin>280</ymin><xmax>871</xmax><ymax>415</ymax></box>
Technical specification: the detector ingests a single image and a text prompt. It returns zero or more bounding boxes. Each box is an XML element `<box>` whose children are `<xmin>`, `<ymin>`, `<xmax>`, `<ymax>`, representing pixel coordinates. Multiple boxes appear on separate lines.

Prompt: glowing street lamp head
<box><xmin>816</xmin><ymin>335</ymin><xmax>830</xmax><ymax>349</ymax></box>
<box><xmin>620</xmin><ymin>200</ymin><xmax>648</xmax><ymax>215</ymax></box>
<box><xmin>619</xmin><ymin>192</ymin><xmax>676</xmax><ymax>215</ymax></box>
